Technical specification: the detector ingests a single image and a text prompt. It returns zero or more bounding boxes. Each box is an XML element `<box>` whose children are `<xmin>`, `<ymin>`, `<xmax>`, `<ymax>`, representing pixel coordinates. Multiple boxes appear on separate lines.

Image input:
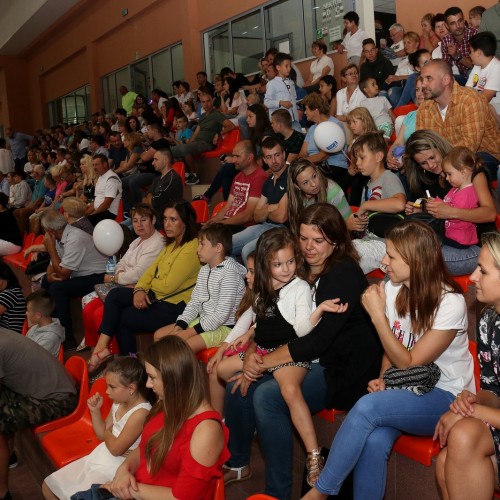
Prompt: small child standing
<box><xmin>265</xmin><ymin>52</ymin><xmax>300</xmax><ymax>130</ymax></box>
<box><xmin>25</xmin><ymin>289</ymin><xmax>65</xmax><ymax>358</ymax></box>
<box><xmin>154</xmin><ymin>223</ymin><xmax>247</xmax><ymax>353</ymax></box>
<box><xmin>347</xmin><ymin>132</ymin><xmax>406</xmax><ymax>274</ymax></box>
<box><xmin>42</xmin><ymin>357</ymin><xmax>152</xmax><ymax>500</ymax></box>
<box><xmin>217</xmin><ymin>228</ymin><xmax>347</xmax><ymax>486</ymax></box>
<box><xmin>358</xmin><ymin>78</ymin><xmax>395</xmax><ymax>140</ymax></box>
<box><xmin>440</xmin><ymin>147</ymin><xmax>480</xmax><ymax>248</ymax></box>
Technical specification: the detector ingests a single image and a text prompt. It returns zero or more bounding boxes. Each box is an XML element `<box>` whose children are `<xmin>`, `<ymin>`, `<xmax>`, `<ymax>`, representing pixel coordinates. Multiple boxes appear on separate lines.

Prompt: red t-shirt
<box><xmin>135</xmin><ymin>410</ymin><xmax>230</xmax><ymax>500</ymax></box>
<box><xmin>225</xmin><ymin>167</ymin><xmax>268</xmax><ymax>226</ymax></box>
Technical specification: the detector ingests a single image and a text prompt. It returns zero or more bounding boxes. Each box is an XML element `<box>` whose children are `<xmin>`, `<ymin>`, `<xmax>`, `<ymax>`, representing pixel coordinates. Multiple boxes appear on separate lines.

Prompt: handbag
<box><xmin>94</xmin><ymin>282</ymin><xmax>120</xmax><ymax>302</ymax></box>
<box><xmin>383</xmin><ymin>362</ymin><xmax>441</xmax><ymax>395</ymax></box>
<box><xmin>367</xmin><ymin>212</ymin><xmax>405</xmax><ymax>238</ymax></box>
<box><xmin>25</xmin><ymin>252</ymin><xmax>50</xmax><ymax>276</ymax></box>
<box><xmin>406</xmin><ymin>212</ymin><xmax>445</xmax><ymax>242</ymax></box>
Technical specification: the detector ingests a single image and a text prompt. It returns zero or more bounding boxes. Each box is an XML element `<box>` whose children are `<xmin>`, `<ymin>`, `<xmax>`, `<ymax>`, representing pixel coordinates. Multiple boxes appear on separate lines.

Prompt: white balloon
<box><xmin>93</xmin><ymin>219</ymin><xmax>124</xmax><ymax>256</ymax></box>
<box><xmin>313</xmin><ymin>121</ymin><xmax>346</xmax><ymax>153</ymax></box>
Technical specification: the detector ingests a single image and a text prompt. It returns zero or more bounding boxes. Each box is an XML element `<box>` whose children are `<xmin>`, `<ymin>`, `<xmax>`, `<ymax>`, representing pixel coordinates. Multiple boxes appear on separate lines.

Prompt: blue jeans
<box><xmin>231</xmin><ymin>222</ymin><xmax>282</xmax><ymax>262</ymax></box>
<box><xmin>442</xmin><ymin>244</ymin><xmax>480</xmax><ymax>276</ymax></box>
<box><xmin>315</xmin><ymin>387</ymin><xmax>455</xmax><ymax>499</ymax></box>
<box><xmin>121</xmin><ymin>172</ymin><xmax>156</xmax><ymax>211</ymax></box>
<box><xmin>225</xmin><ymin>363</ymin><xmax>327</xmax><ymax>500</ymax></box>
<box><xmin>395</xmin><ymin>72</ymin><xmax>417</xmax><ymax>108</ymax></box>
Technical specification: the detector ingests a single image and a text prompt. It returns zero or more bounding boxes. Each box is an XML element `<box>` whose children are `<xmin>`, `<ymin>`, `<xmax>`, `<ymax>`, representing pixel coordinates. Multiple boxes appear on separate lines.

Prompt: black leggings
<box><xmin>99</xmin><ymin>287</ymin><xmax>185</xmax><ymax>354</ymax></box>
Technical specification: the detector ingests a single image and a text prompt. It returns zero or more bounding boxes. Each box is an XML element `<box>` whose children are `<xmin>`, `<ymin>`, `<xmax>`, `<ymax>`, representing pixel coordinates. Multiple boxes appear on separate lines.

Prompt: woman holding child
<box><xmin>303</xmin><ymin>221</ymin><xmax>474</xmax><ymax>500</ymax></box>
<box><xmin>223</xmin><ymin>203</ymin><xmax>383</xmax><ymax>498</ymax></box>
<box><xmin>403</xmin><ymin>130</ymin><xmax>496</xmax><ymax>275</ymax></box>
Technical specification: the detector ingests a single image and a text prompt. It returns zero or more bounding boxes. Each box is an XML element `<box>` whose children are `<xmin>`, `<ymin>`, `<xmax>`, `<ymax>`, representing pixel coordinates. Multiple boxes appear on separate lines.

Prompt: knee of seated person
<box><xmin>279</xmin><ymin>381</ymin><xmax>302</xmax><ymax>402</ymax></box>
<box><xmin>447</xmin><ymin>418</ymin><xmax>485</xmax><ymax>453</ymax></box>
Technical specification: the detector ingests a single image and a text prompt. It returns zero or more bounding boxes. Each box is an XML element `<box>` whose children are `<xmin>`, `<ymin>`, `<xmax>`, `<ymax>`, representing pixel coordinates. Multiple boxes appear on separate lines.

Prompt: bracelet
<box><xmin>133</xmin><ymin>288</ymin><xmax>145</xmax><ymax>294</ymax></box>
<box><xmin>110</xmin><ymin>275</ymin><xmax>115</xmax><ymax>283</ymax></box>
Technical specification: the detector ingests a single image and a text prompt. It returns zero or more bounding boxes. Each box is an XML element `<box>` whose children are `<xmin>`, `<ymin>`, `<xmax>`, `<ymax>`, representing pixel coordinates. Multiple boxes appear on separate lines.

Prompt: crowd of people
<box><xmin>0</xmin><ymin>4</ymin><xmax>499</xmax><ymax>500</ymax></box>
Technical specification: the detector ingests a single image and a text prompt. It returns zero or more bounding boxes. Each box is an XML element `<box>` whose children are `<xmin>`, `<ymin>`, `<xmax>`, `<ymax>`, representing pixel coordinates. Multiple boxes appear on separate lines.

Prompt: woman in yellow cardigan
<box><xmin>88</xmin><ymin>200</ymin><xmax>200</xmax><ymax>375</ymax></box>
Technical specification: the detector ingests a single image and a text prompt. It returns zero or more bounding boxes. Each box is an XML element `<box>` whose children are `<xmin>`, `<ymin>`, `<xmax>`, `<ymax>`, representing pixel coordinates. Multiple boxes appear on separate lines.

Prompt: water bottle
<box><xmin>106</xmin><ymin>255</ymin><xmax>117</xmax><ymax>276</ymax></box>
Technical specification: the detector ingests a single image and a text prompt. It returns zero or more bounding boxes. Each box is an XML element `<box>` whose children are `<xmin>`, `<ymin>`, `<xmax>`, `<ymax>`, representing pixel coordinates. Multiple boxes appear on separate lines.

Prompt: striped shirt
<box><xmin>0</xmin><ymin>287</ymin><xmax>27</xmax><ymax>333</ymax></box>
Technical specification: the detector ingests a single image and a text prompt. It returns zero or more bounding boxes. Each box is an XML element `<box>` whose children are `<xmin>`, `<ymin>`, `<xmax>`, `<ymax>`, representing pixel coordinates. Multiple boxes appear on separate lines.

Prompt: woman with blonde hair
<box><xmin>436</xmin><ymin>232</ymin><xmax>500</xmax><ymax>500</ymax></box>
<box><xmin>103</xmin><ymin>336</ymin><xmax>229</xmax><ymax>499</ymax></box>
<box><xmin>76</xmin><ymin>154</ymin><xmax>98</xmax><ymax>204</ymax></box>
<box><xmin>287</xmin><ymin>158</ymin><xmax>351</xmax><ymax>234</ymax></box>
<box><xmin>303</xmin><ymin>220</ymin><xmax>474</xmax><ymax>500</ymax></box>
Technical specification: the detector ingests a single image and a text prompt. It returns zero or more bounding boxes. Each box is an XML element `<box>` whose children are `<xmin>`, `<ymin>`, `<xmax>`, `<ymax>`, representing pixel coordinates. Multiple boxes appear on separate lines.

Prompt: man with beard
<box><xmin>417</xmin><ymin>59</ymin><xmax>499</xmax><ymax>180</ymax></box>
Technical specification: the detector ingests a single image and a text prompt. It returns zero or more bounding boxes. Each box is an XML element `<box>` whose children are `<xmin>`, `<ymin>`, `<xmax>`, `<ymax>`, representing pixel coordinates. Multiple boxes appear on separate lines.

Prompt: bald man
<box><xmin>417</xmin><ymin>59</ymin><xmax>499</xmax><ymax>179</ymax></box>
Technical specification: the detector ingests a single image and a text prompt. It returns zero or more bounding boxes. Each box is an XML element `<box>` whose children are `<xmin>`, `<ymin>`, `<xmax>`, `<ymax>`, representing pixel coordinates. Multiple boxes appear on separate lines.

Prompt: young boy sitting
<box><xmin>168</xmin><ymin>114</ymin><xmax>194</xmax><ymax>145</ymax></box>
<box><xmin>153</xmin><ymin>223</ymin><xmax>247</xmax><ymax>353</ymax></box>
<box><xmin>270</xmin><ymin>109</ymin><xmax>305</xmax><ymax>163</ymax></box>
<box><xmin>347</xmin><ymin>132</ymin><xmax>406</xmax><ymax>274</ymax></box>
<box><xmin>467</xmin><ymin>31</ymin><xmax>500</xmax><ymax>120</ymax></box>
<box><xmin>359</xmin><ymin>77</ymin><xmax>395</xmax><ymax>140</ymax></box>
<box><xmin>25</xmin><ymin>289</ymin><xmax>65</xmax><ymax>357</ymax></box>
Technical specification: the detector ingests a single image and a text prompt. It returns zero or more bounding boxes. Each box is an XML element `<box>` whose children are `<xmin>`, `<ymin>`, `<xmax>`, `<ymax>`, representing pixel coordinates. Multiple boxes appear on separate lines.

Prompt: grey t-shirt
<box><xmin>195</xmin><ymin>110</ymin><xmax>226</xmax><ymax>145</ymax></box>
<box><xmin>362</xmin><ymin>170</ymin><xmax>405</xmax><ymax>203</ymax></box>
<box><xmin>56</xmin><ymin>224</ymin><xmax>108</xmax><ymax>277</ymax></box>
<box><xmin>0</xmin><ymin>328</ymin><xmax>76</xmax><ymax>400</ymax></box>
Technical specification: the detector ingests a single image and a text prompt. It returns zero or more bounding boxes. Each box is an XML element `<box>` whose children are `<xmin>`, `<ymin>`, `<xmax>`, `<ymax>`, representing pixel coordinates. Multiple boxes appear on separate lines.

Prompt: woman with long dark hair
<box><xmin>303</xmin><ymin>221</ymin><xmax>474</xmax><ymax>500</ymax></box>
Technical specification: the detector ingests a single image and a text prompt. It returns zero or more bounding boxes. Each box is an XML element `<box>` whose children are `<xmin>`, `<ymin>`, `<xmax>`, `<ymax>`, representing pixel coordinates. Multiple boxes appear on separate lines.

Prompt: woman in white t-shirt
<box><xmin>303</xmin><ymin>221</ymin><xmax>475</xmax><ymax>500</ymax></box>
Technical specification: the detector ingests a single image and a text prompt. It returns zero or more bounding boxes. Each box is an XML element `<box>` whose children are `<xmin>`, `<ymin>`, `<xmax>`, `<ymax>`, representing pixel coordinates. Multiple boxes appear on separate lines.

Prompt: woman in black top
<box><xmin>223</xmin><ymin>203</ymin><xmax>382</xmax><ymax>498</ymax></box>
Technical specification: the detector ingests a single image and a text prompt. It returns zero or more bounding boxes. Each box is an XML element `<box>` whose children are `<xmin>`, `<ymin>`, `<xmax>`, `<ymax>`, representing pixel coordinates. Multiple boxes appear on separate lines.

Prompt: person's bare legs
<box><xmin>88</xmin><ymin>333</ymin><xmax>112</xmax><ymax>371</ymax></box>
<box><xmin>442</xmin><ymin>418</ymin><xmax>497</xmax><ymax>500</ymax></box>
<box><xmin>153</xmin><ymin>324</ymin><xmax>176</xmax><ymax>341</ymax></box>
<box><xmin>187</xmin><ymin>335</ymin><xmax>207</xmax><ymax>354</ymax></box>
<box><xmin>41</xmin><ymin>481</ymin><xmax>59</xmax><ymax>500</ymax></box>
<box><xmin>208</xmin><ymin>368</ymin><xmax>227</xmax><ymax>415</ymax></box>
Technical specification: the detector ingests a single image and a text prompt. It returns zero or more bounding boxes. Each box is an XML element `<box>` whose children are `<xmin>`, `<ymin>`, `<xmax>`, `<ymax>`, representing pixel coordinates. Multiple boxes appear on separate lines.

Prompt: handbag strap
<box><xmin>153</xmin><ymin>283</ymin><xmax>195</xmax><ymax>302</ymax></box>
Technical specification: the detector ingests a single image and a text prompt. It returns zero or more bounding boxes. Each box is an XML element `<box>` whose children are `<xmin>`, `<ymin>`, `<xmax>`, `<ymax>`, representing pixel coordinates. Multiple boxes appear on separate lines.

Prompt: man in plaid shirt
<box><xmin>418</xmin><ymin>59</ymin><xmax>500</xmax><ymax>181</ymax></box>
<box><xmin>441</xmin><ymin>6</ymin><xmax>477</xmax><ymax>84</ymax></box>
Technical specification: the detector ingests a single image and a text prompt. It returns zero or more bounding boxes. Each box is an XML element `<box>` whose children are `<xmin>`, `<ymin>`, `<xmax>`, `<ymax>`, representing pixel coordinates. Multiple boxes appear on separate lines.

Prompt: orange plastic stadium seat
<box><xmin>115</xmin><ymin>199</ymin><xmax>124</xmax><ymax>223</ymax></box>
<box><xmin>211</xmin><ymin>201</ymin><xmax>226</xmax><ymax>218</ymax></box>
<box><xmin>192</xmin><ymin>199</ymin><xmax>209</xmax><ymax>223</ymax></box>
<box><xmin>246</xmin><ymin>495</ymin><xmax>278</xmax><ymax>499</ymax></box>
<box><xmin>453</xmin><ymin>275</ymin><xmax>470</xmax><ymax>293</ymax></box>
<box><xmin>172</xmin><ymin>161</ymin><xmax>186</xmax><ymax>186</ymax></box>
<box><xmin>3</xmin><ymin>232</ymin><xmax>36</xmax><ymax>269</ymax></box>
<box><xmin>316</xmin><ymin>408</ymin><xmax>345</xmax><ymax>423</ymax></box>
<box><xmin>40</xmin><ymin>377</ymin><xmax>112</xmax><ymax>468</ymax></box>
<box><xmin>393</xmin><ymin>340</ymin><xmax>480</xmax><ymax>466</ymax></box>
<box><xmin>201</xmin><ymin>128</ymin><xmax>241</xmax><ymax>159</ymax></box>
<box><xmin>33</xmin><ymin>356</ymin><xmax>89</xmax><ymax>435</ymax></box>
<box><xmin>196</xmin><ymin>347</ymin><xmax>219</xmax><ymax>364</ymax></box>
<box><xmin>496</xmin><ymin>214</ymin><xmax>500</xmax><ymax>231</ymax></box>
<box><xmin>213</xmin><ymin>476</ymin><xmax>225</xmax><ymax>500</ymax></box>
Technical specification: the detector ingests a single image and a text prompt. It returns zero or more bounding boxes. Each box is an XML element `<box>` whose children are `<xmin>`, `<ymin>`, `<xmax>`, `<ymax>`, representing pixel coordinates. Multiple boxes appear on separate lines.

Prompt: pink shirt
<box><xmin>443</xmin><ymin>184</ymin><xmax>479</xmax><ymax>245</ymax></box>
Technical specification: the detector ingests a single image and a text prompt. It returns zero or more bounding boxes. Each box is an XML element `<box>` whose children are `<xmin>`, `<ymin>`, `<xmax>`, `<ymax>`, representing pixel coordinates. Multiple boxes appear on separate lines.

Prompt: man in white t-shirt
<box><xmin>86</xmin><ymin>154</ymin><xmax>122</xmax><ymax>226</ymax></box>
<box><xmin>467</xmin><ymin>31</ymin><xmax>500</xmax><ymax>118</ymax></box>
<box><xmin>338</xmin><ymin>11</ymin><xmax>366</xmax><ymax>66</ymax></box>
<box><xmin>386</xmin><ymin>23</ymin><xmax>406</xmax><ymax>66</ymax></box>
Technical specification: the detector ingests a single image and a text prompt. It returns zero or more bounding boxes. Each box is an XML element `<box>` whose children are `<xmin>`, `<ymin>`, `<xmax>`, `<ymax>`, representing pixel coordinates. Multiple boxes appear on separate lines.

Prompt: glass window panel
<box><xmin>232</xmin><ymin>11</ymin><xmax>263</xmax><ymax>75</ymax></box>
<box><xmin>152</xmin><ymin>49</ymin><xmax>171</xmax><ymax>95</ymax></box>
<box><xmin>171</xmin><ymin>44</ymin><xmax>184</xmax><ymax>85</ymax></box>
<box><xmin>131</xmin><ymin>59</ymin><xmax>150</xmax><ymax>97</ymax></box>
<box><xmin>264</xmin><ymin>0</ymin><xmax>306</xmax><ymax>61</ymax></box>
<box><xmin>207</xmin><ymin>24</ymin><xmax>231</xmax><ymax>78</ymax></box>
